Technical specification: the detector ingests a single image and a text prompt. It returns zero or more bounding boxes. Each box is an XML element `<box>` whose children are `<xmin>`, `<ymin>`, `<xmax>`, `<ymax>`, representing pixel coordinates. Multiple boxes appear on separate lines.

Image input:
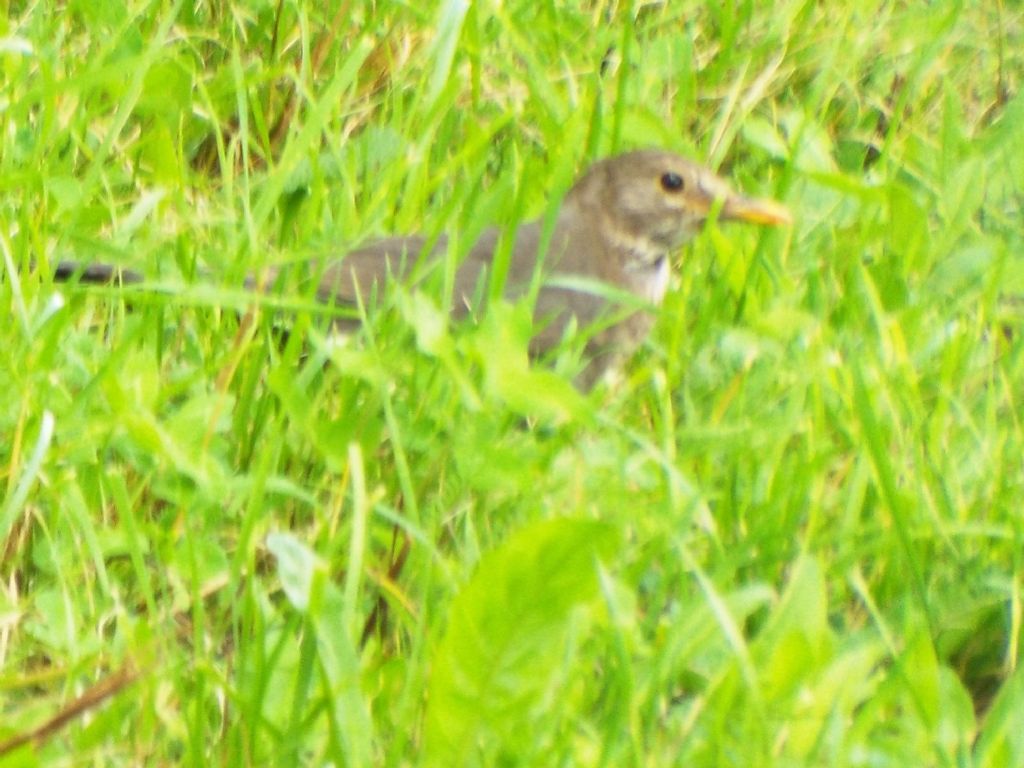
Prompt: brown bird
<box><xmin>52</xmin><ymin>149</ymin><xmax>790</xmax><ymax>387</ymax></box>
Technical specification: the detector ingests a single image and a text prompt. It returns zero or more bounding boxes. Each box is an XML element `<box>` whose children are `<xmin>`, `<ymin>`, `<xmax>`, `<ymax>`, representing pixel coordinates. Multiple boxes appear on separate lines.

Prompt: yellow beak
<box><xmin>719</xmin><ymin>193</ymin><xmax>792</xmax><ymax>226</ymax></box>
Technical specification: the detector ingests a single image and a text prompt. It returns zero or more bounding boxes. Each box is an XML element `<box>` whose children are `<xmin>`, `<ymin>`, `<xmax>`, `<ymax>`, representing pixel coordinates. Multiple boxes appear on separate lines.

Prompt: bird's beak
<box><xmin>719</xmin><ymin>192</ymin><xmax>792</xmax><ymax>226</ymax></box>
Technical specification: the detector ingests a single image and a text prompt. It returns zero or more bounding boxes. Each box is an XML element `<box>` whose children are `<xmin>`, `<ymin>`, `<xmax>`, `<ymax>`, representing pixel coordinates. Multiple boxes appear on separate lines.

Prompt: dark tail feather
<box><xmin>52</xmin><ymin>261</ymin><xmax>145</xmax><ymax>285</ymax></box>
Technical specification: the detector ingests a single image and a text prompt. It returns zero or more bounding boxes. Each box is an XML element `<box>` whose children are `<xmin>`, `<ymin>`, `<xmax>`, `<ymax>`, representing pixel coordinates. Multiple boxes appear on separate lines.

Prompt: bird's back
<box><xmin>311</xmin><ymin>203</ymin><xmax>643</xmax><ymax>367</ymax></box>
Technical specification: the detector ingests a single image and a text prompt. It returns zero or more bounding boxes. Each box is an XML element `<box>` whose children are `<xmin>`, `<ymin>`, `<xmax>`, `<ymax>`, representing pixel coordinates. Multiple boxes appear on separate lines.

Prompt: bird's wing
<box><xmin>314</xmin><ymin>226</ymin><xmax>537</xmax><ymax>318</ymax></box>
<box><xmin>308</xmin><ymin>212</ymin><xmax>614</xmax><ymax>350</ymax></box>
<box><xmin>449</xmin><ymin>223</ymin><xmax>544</xmax><ymax>310</ymax></box>
<box><xmin>315</xmin><ymin>234</ymin><xmax>433</xmax><ymax>305</ymax></box>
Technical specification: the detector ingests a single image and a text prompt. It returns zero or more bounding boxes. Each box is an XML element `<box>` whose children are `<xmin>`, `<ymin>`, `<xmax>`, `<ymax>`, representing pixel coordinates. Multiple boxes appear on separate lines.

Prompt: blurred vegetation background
<box><xmin>1</xmin><ymin>1</ymin><xmax>1022</xmax><ymax>765</ymax></box>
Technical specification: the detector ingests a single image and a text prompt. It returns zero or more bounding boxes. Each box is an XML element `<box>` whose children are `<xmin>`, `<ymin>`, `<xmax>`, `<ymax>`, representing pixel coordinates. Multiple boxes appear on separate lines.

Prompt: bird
<box><xmin>50</xmin><ymin>149</ymin><xmax>790</xmax><ymax>387</ymax></box>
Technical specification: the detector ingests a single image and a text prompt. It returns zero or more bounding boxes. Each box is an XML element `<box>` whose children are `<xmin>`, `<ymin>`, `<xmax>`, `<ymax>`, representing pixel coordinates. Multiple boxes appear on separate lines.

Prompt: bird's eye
<box><xmin>660</xmin><ymin>172</ymin><xmax>685</xmax><ymax>192</ymax></box>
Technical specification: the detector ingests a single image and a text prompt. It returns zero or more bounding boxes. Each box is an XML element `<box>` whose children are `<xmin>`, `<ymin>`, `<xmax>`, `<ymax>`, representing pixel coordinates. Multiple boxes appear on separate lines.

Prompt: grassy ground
<box><xmin>2</xmin><ymin>0</ymin><xmax>1023</xmax><ymax>765</ymax></box>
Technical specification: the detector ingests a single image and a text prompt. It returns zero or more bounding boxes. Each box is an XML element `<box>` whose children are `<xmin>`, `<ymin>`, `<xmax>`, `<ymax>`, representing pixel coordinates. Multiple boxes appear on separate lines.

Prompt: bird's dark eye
<box><xmin>660</xmin><ymin>172</ymin><xmax>685</xmax><ymax>192</ymax></box>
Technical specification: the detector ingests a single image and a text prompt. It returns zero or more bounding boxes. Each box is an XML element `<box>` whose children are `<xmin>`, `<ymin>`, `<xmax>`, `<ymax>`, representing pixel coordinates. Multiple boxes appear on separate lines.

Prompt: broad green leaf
<box><xmin>425</xmin><ymin>518</ymin><xmax>619</xmax><ymax>765</ymax></box>
<box><xmin>469</xmin><ymin>302</ymin><xmax>588</xmax><ymax>424</ymax></box>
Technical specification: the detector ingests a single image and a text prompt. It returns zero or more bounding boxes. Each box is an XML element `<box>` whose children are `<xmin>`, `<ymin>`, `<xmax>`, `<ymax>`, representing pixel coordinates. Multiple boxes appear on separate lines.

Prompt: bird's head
<box><xmin>569</xmin><ymin>149</ymin><xmax>790</xmax><ymax>266</ymax></box>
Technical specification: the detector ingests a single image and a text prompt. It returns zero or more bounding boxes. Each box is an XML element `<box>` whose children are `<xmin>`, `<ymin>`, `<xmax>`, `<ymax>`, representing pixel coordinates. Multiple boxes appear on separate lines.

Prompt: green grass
<box><xmin>2</xmin><ymin>0</ymin><xmax>1023</xmax><ymax>765</ymax></box>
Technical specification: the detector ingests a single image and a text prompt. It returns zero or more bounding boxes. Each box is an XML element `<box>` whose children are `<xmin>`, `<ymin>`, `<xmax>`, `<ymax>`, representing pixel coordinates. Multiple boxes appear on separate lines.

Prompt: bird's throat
<box><xmin>621</xmin><ymin>249</ymin><xmax>670</xmax><ymax>303</ymax></box>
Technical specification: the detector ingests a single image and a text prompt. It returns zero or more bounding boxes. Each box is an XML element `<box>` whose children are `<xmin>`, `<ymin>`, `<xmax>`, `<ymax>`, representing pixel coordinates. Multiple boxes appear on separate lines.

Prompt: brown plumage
<box><xmin>52</xmin><ymin>149</ymin><xmax>790</xmax><ymax>387</ymax></box>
